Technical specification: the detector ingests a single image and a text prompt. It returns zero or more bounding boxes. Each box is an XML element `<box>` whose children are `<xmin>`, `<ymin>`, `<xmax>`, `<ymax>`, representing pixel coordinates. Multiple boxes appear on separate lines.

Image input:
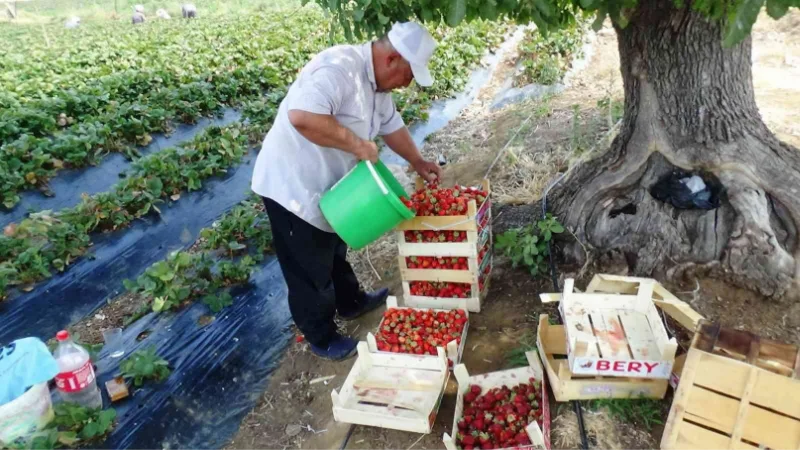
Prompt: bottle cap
<box><xmin>56</xmin><ymin>330</ymin><xmax>70</xmax><ymax>341</ymax></box>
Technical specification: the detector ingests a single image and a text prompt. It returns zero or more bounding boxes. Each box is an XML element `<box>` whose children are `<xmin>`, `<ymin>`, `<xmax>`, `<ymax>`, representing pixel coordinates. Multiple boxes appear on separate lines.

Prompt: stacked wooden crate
<box><xmin>396</xmin><ymin>179</ymin><xmax>492</xmax><ymax>313</ymax></box>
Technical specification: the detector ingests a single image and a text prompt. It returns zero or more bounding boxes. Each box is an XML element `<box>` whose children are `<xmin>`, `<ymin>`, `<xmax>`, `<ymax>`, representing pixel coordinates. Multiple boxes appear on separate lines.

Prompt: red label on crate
<box><xmin>573</xmin><ymin>357</ymin><xmax>672</xmax><ymax>379</ymax></box>
<box><xmin>55</xmin><ymin>360</ymin><xmax>95</xmax><ymax>393</ymax></box>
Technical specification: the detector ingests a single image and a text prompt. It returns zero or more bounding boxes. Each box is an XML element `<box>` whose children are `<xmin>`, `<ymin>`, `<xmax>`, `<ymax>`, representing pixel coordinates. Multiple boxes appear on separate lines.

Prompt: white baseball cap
<box><xmin>387</xmin><ymin>22</ymin><xmax>437</xmax><ymax>87</ymax></box>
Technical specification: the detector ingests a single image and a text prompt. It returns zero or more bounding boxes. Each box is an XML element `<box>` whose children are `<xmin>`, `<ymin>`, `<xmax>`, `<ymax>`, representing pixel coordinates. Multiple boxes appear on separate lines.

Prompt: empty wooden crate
<box><xmin>331</xmin><ymin>342</ymin><xmax>449</xmax><ymax>433</ymax></box>
<box><xmin>661</xmin><ymin>322</ymin><xmax>800</xmax><ymax>450</ymax></box>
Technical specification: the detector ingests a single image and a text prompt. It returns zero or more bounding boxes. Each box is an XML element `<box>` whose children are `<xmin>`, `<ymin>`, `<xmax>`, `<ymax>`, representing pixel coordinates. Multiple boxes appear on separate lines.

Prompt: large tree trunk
<box><xmin>551</xmin><ymin>0</ymin><xmax>800</xmax><ymax>297</ymax></box>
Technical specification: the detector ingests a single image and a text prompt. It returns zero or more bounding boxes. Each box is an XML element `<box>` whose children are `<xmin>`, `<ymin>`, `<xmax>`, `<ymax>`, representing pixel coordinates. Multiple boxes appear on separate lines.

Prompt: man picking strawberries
<box><xmin>251</xmin><ymin>22</ymin><xmax>443</xmax><ymax>361</ymax></box>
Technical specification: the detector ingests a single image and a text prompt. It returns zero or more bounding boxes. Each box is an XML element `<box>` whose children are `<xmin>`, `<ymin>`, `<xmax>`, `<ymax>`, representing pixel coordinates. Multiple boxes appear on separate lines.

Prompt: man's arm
<box><xmin>288</xmin><ymin>110</ymin><xmax>378</xmax><ymax>162</ymax></box>
<box><xmin>383</xmin><ymin>126</ymin><xmax>442</xmax><ymax>183</ymax></box>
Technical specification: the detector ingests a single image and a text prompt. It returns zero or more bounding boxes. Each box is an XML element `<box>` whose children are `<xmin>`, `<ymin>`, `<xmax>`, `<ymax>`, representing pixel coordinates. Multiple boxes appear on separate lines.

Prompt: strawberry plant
<box><xmin>200</xmin><ymin>198</ymin><xmax>272</xmax><ymax>259</ymax></box>
<box><xmin>495</xmin><ymin>214</ymin><xmax>564</xmax><ymax>278</ymax></box>
<box><xmin>50</xmin><ymin>402</ymin><xmax>116</xmax><ymax>442</ymax></box>
<box><xmin>375</xmin><ymin>307</ymin><xmax>467</xmax><ymax>358</ymax></box>
<box><xmin>202</xmin><ymin>291</ymin><xmax>234</xmax><ymax>313</ymax></box>
<box><xmin>455</xmin><ymin>381</ymin><xmax>544</xmax><ymax>450</ymax></box>
<box><xmin>119</xmin><ymin>346</ymin><xmax>171</xmax><ymax>387</ymax></box>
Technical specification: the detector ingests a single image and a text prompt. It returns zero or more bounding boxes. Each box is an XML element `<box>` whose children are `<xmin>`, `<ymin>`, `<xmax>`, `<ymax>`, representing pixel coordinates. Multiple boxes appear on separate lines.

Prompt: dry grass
<box><xmin>553</xmin><ymin>407</ymin><xmax>622</xmax><ymax>450</ymax></box>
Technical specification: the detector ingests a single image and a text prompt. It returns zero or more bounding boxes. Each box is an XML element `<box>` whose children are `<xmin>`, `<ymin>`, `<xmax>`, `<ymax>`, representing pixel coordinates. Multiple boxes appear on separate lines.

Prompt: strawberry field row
<box><xmin>0</xmin><ymin>10</ymin><xmax>511</xmax><ymax>209</ymax></box>
<box><xmin>123</xmin><ymin>195</ymin><xmax>273</xmax><ymax>318</ymax></box>
<box><xmin>0</xmin><ymin>121</ymin><xmax>257</xmax><ymax>300</ymax></box>
<box><xmin>0</xmin><ymin>9</ymin><xmax>335</xmax><ymax>209</ymax></box>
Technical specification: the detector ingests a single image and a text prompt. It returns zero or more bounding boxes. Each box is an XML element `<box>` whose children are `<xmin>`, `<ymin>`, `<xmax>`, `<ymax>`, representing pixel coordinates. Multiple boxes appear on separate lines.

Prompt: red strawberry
<box><xmin>470</xmin><ymin>384</ymin><xmax>482</xmax><ymax>395</ymax></box>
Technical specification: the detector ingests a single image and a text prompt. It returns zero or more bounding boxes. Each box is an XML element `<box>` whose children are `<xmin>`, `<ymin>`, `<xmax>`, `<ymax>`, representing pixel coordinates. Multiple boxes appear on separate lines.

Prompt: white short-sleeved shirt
<box><xmin>251</xmin><ymin>43</ymin><xmax>406</xmax><ymax>232</ymax></box>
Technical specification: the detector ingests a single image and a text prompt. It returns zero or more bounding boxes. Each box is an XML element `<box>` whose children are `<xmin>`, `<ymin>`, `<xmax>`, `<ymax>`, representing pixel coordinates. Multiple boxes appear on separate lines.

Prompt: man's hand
<box><xmin>353</xmin><ymin>139</ymin><xmax>379</xmax><ymax>163</ymax></box>
<box><xmin>412</xmin><ymin>159</ymin><xmax>443</xmax><ymax>183</ymax></box>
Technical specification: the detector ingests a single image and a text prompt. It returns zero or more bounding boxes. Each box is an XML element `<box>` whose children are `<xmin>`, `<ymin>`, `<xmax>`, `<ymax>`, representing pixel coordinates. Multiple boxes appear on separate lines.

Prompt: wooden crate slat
<box><xmin>684</xmin><ymin>385</ymin><xmax>740</xmax><ymax>432</ymax></box>
<box><xmin>348</xmin><ymin>387</ymin><xmax>433</xmax><ymax>413</ymax></box>
<box><xmin>567</xmin><ymin>310</ymin><xmax>600</xmax><ymax>358</ymax></box>
<box><xmin>742</xmin><ymin>404</ymin><xmax>800</xmax><ymax>449</ymax></box>
<box><xmin>692</xmin><ymin>351</ymin><xmax>750</xmax><ymax>397</ymax></box>
<box><xmin>354</xmin><ymin>366</ymin><xmax>444</xmax><ymax>391</ymax></box>
<box><xmin>749</xmin><ymin>367</ymin><xmax>800</xmax><ymax>419</ymax></box>
<box><xmin>398</xmin><ymin>241</ymin><xmax>478</xmax><ymax>257</ymax></box>
<box><xmin>618</xmin><ymin>310</ymin><xmax>660</xmax><ymax>360</ymax></box>
<box><xmin>401</xmin><ymin>267</ymin><xmax>477</xmax><ymax>283</ymax></box>
<box><xmin>729</xmin><ymin>367</ymin><xmax>759</xmax><ymax>448</ymax></box>
<box><xmin>673</xmin><ymin>422</ymin><xmax>735</xmax><ymax>450</ymax></box>
<box><xmin>591</xmin><ymin>311</ymin><xmax>631</xmax><ymax>360</ymax></box>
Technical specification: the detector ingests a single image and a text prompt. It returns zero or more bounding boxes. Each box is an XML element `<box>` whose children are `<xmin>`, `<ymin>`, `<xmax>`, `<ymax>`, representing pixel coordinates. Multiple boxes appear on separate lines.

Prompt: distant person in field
<box><xmin>251</xmin><ymin>22</ymin><xmax>442</xmax><ymax>361</ymax></box>
<box><xmin>132</xmin><ymin>11</ymin><xmax>146</xmax><ymax>24</ymax></box>
<box><xmin>181</xmin><ymin>3</ymin><xmax>196</xmax><ymax>18</ymax></box>
<box><xmin>65</xmin><ymin>16</ymin><xmax>80</xmax><ymax>28</ymax></box>
<box><xmin>156</xmin><ymin>8</ymin><xmax>171</xmax><ymax>19</ymax></box>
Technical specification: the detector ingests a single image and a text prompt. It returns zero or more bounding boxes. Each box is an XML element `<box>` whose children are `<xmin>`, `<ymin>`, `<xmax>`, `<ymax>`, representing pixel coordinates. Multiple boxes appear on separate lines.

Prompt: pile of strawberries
<box><xmin>405</xmin><ymin>247</ymin><xmax>489</xmax><ymax>271</ymax></box>
<box><xmin>456</xmin><ymin>380</ymin><xmax>544</xmax><ymax>450</ymax></box>
<box><xmin>402</xmin><ymin>184</ymin><xmax>489</xmax><ymax>217</ymax></box>
<box><xmin>374</xmin><ymin>307</ymin><xmax>467</xmax><ymax>357</ymax></box>
<box><xmin>409</xmin><ymin>281</ymin><xmax>472</xmax><ymax>298</ymax></box>
<box><xmin>404</xmin><ymin>229</ymin><xmax>469</xmax><ymax>243</ymax></box>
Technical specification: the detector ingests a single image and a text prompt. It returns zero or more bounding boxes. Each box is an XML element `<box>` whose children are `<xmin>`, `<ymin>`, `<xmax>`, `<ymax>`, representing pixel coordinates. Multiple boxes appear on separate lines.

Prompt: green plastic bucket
<box><xmin>320</xmin><ymin>160</ymin><xmax>415</xmax><ymax>250</ymax></box>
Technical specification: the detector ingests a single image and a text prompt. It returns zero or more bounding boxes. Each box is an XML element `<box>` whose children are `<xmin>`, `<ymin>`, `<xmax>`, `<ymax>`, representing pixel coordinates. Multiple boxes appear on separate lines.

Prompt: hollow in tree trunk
<box><xmin>551</xmin><ymin>0</ymin><xmax>800</xmax><ymax>298</ymax></box>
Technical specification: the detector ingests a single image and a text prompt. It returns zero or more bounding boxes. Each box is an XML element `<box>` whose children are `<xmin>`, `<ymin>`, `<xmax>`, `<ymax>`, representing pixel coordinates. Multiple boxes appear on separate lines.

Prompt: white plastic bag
<box><xmin>0</xmin><ymin>383</ymin><xmax>54</xmax><ymax>445</ymax></box>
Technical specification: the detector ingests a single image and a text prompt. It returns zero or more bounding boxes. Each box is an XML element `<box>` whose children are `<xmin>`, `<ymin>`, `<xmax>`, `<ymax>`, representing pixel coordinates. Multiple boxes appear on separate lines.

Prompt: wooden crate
<box><xmin>397</xmin><ymin>179</ymin><xmax>492</xmax><ymax>313</ymax></box>
<box><xmin>537</xmin><ymin>314</ymin><xmax>670</xmax><ymax>401</ymax></box>
<box><xmin>366</xmin><ymin>296</ymin><xmax>469</xmax><ymax>367</ymax></box>
<box><xmin>331</xmin><ymin>342</ymin><xmax>449</xmax><ymax>433</ymax></box>
<box><xmin>537</xmin><ymin>275</ymin><xmax>702</xmax><ymax>400</ymax></box>
<box><xmin>443</xmin><ymin>350</ymin><xmax>551</xmax><ymax>450</ymax></box>
<box><xmin>661</xmin><ymin>322</ymin><xmax>800</xmax><ymax>450</ymax></box>
<box><xmin>544</xmin><ymin>276</ymin><xmax>678</xmax><ymax>379</ymax></box>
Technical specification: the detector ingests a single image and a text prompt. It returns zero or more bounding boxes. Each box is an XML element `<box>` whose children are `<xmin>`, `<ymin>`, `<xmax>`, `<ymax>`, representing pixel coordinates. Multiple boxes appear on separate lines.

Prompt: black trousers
<box><xmin>263</xmin><ymin>197</ymin><xmax>365</xmax><ymax>347</ymax></box>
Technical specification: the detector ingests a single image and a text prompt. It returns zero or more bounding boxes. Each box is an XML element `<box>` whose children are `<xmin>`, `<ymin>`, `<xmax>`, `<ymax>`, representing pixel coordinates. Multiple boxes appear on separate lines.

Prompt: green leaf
<box><xmin>579</xmin><ymin>0</ymin><xmax>596</xmax><ymax>9</ymax></box>
<box><xmin>353</xmin><ymin>8</ymin><xmax>365</xmax><ymax>21</ymax></box>
<box><xmin>533</xmin><ymin>0</ymin><xmax>554</xmax><ymax>18</ymax></box>
<box><xmin>766</xmin><ymin>0</ymin><xmax>789</xmax><ymax>19</ymax></box>
<box><xmin>145</xmin><ymin>177</ymin><xmax>163</xmax><ymax>196</ymax></box>
<box><xmin>551</xmin><ymin>223</ymin><xmax>565</xmax><ymax>233</ymax></box>
<box><xmin>447</xmin><ymin>0</ymin><xmax>467</xmax><ymax>26</ymax></box>
<box><xmin>592</xmin><ymin>6</ymin><xmax>607</xmax><ymax>31</ymax></box>
<box><xmin>152</xmin><ymin>296</ymin><xmax>166</xmax><ymax>312</ymax></box>
<box><xmin>723</xmin><ymin>0</ymin><xmax>765</xmax><ymax>47</ymax></box>
<box><xmin>228</xmin><ymin>241</ymin><xmax>247</xmax><ymax>251</ymax></box>
<box><xmin>80</xmin><ymin>422</ymin><xmax>99</xmax><ymax>439</ymax></box>
<box><xmin>377</xmin><ymin>13</ymin><xmax>390</xmax><ymax>25</ymax></box>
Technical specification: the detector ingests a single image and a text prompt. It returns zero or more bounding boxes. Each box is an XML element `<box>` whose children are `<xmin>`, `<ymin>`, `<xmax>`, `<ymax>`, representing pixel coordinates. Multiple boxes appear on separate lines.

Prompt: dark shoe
<box><xmin>309</xmin><ymin>336</ymin><xmax>358</xmax><ymax>361</ymax></box>
<box><xmin>339</xmin><ymin>288</ymin><xmax>389</xmax><ymax>321</ymax></box>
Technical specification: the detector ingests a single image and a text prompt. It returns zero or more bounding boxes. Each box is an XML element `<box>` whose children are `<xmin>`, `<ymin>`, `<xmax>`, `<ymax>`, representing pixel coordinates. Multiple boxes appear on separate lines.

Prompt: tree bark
<box><xmin>550</xmin><ymin>0</ymin><xmax>800</xmax><ymax>297</ymax></box>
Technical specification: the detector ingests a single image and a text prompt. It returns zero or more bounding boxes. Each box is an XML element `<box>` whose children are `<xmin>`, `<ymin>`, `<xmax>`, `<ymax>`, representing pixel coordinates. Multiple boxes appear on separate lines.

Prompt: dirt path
<box><xmin>226</xmin><ymin>14</ymin><xmax>800</xmax><ymax>450</ymax></box>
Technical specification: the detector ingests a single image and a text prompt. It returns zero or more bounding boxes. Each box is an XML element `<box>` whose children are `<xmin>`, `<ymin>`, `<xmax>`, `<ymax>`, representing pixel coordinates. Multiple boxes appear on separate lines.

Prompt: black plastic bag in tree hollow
<box><xmin>650</xmin><ymin>170</ymin><xmax>721</xmax><ymax>210</ymax></box>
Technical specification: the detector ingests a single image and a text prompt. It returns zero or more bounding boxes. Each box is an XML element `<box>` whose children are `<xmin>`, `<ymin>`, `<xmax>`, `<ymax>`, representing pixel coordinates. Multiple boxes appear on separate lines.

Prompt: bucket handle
<box><xmin>366</xmin><ymin>161</ymin><xmax>389</xmax><ymax>196</ymax></box>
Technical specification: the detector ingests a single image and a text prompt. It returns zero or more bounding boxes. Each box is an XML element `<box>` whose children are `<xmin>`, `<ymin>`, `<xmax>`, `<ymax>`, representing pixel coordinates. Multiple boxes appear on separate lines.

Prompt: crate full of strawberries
<box><xmin>366</xmin><ymin>296</ymin><xmax>469</xmax><ymax>368</ymax></box>
<box><xmin>396</xmin><ymin>179</ymin><xmax>493</xmax><ymax>313</ymax></box>
<box><xmin>443</xmin><ymin>351</ymin><xmax>551</xmax><ymax>450</ymax></box>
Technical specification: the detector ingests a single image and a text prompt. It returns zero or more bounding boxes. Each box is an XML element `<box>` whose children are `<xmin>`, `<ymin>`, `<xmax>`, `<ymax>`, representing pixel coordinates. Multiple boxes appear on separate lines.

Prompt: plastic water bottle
<box><xmin>53</xmin><ymin>330</ymin><xmax>102</xmax><ymax>409</ymax></box>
